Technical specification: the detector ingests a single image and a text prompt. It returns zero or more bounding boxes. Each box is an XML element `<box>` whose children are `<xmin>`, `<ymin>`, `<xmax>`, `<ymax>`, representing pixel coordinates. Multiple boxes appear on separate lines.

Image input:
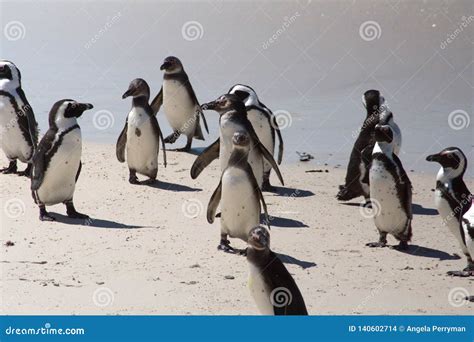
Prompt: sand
<box><xmin>0</xmin><ymin>143</ymin><xmax>472</xmax><ymax>315</ymax></box>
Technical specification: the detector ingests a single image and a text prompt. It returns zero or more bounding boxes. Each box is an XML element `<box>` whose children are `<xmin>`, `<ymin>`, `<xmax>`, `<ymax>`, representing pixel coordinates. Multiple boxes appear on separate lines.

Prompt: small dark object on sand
<box><xmin>5</xmin><ymin>241</ymin><xmax>15</xmax><ymax>247</ymax></box>
<box><xmin>296</xmin><ymin>152</ymin><xmax>314</xmax><ymax>162</ymax></box>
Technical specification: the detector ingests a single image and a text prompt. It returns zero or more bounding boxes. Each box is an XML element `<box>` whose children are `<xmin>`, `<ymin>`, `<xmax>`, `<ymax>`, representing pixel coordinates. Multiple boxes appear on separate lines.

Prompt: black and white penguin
<box><xmin>426</xmin><ymin>147</ymin><xmax>473</xmax><ymax>276</ymax></box>
<box><xmin>337</xmin><ymin>90</ymin><xmax>401</xmax><ymax>203</ymax></box>
<box><xmin>247</xmin><ymin>226</ymin><xmax>308</xmax><ymax>315</ymax></box>
<box><xmin>207</xmin><ymin>131</ymin><xmax>271</xmax><ymax>253</ymax></box>
<box><xmin>150</xmin><ymin>56</ymin><xmax>208</xmax><ymax>152</ymax></box>
<box><xmin>31</xmin><ymin>99</ymin><xmax>93</xmax><ymax>221</ymax></box>
<box><xmin>228</xmin><ymin>84</ymin><xmax>284</xmax><ymax>191</ymax></box>
<box><xmin>0</xmin><ymin>60</ymin><xmax>38</xmax><ymax>176</ymax></box>
<box><xmin>116</xmin><ymin>78</ymin><xmax>166</xmax><ymax>184</ymax></box>
<box><xmin>367</xmin><ymin>124</ymin><xmax>412</xmax><ymax>250</ymax></box>
<box><xmin>190</xmin><ymin>94</ymin><xmax>284</xmax><ymax>189</ymax></box>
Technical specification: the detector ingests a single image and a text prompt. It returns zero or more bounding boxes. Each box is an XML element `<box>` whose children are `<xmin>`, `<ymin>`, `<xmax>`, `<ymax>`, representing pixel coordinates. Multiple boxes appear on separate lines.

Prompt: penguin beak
<box><xmin>426</xmin><ymin>153</ymin><xmax>441</xmax><ymax>163</ymax></box>
<box><xmin>68</xmin><ymin>102</ymin><xmax>93</xmax><ymax>118</ymax></box>
<box><xmin>122</xmin><ymin>86</ymin><xmax>136</xmax><ymax>99</ymax></box>
<box><xmin>160</xmin><ymin>61</ymin><xmax>171</xmax><ymax>70</ymax></box>
<box><xmin>201</xmin><ymin>101</ymin><xmax>216</xmax><ymax>111</ymax></box>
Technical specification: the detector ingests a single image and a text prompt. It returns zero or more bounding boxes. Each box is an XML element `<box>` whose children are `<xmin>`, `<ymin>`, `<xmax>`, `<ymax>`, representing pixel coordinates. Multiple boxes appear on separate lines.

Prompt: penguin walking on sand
<box><xmin>207</xmin><ymin>131</ymin><xmax>271</xmax><ymax>253</ymax></box>
<box><xmin>367</xmin><ymin>124</ymin><xmax>412</xmax><ymax>250</ymax></box>
<box><xmin>426</xmin><ymin>147</ymin><xmax>473</xmax><ymax>276</ymax></box>
<box><xmin>247</xmin><ymin>226</ymin><xmax>308</xmax><ymax>315</ymax></box>
<box><xmin>228</xmin><ymin>84</ymin><xmax>284</xmax><ymax>191</ymax></box>
<box><xmin>116</xmin><ymin>78</ymin><xmax>167</xmax><ymax>184</ymax></box>
<box><xmin>0</xmin><ymin>60</ymin><xmax>38</xmax><ymax>176</ymax></box>
<box><xmin>337</xmin><ymin>90</ymin><xmax>401</xmax><ymax>203</ymax></box>
<box><xmin>150</xmin><ymin>56</ymin><xmax>208</xmax><ymax>151</ymax></box>
<box><xmin>31</xmin><ymin>99</ymin><xmax>93</xmax><ymax>221</ymax></box>
<box><xmin>191</xmin><ymin>94</ymin><xmax>284</xmax><ymax>189</ymax></box>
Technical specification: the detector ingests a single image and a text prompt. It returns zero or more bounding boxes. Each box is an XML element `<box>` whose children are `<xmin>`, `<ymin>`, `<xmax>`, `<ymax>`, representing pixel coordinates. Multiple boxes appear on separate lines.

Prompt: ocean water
<box><xmin>0</xmin><ymin>0</ymin><xmax>472</xmax><ymax>175</ymax></box>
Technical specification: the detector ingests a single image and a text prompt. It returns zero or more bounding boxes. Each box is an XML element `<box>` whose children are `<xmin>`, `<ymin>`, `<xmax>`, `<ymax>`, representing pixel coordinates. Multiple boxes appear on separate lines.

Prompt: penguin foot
<box><xmin>391</xmin><ymin>241</ymin><xmax>409</xmax><ymax>251</ymax></box>
<box><xmin>447</xmin><ymin>270</ymin><xmax>474</xmax><ymax>277</ymax></box>
<box><xmin>129</xmin><ymin>176</ymin><xmax>140</xmax><ymax>184</ymax></box>
<box><xmin>262</xmin><ymin>179</ymin><xmax>276</xmax><ymax>192</ymax></box>
<box><xmin>336</xmin><ymin>187</ymin><xmax>360</xmax><ymax>201</ymax></box>
<box><xmin>1</xmin><ymin>161</ymin><xmax>18</xmax><ymax>174</ymax></box>
<box><xmin>17</xmin><ymin>164</ymin><xmax>32</xmax><ymax>177</ymax></box>
<box><xmin>362</xmin><ymin>199</ymin><xmax>372</xmax><ymax>208</ymax></box>
<box><xmin>164</xmin><ymin>132</ymin><xmax>180</xmax><ymax>144</ymax></box>
<box><xmin>65</xmin><ymin>202</ymin><xmax>89</xmax><ymax>219</ymax></box>
<box><xmin>141</xmin><ymin>178</ymin><xmax>156</xmax><ymax>185</ymax></box>
<box><xmin>217</xmin><ymin>239</ymin><xmax>237</xmax><ymax>254</ymax></box>
<box><xmin>238</xmin><ymin>248</ymin><xmax>248</xmax><ymax>256</ymax></box>
<box><xmin>39</xmin><ymin>209</ymin><xmax>56</xmax><ymax>222</ymax></box>
<box><xmin>366</xmin><ymin>241</ymin><xmax>387</xmax><ymax>248</ymax></box>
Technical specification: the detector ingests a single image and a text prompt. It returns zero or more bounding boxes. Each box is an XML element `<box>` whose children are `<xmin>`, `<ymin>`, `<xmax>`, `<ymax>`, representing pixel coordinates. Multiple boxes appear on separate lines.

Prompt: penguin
<box><xmin>247</xmin><ymin>226</ymin><xmax>308</xmax><ymax>315</ymax></box>
<box><xmin>367</xmin><ymin>124</ymin><xmax>412</xmax><ymax>250</ymax></box>
<box><xmin>31</xmin><ymin>99</ymin><xmax>93</xmax><ymax>221</ymax></box>
<box><xmin>150</xmin><ymin>56</ymin><xmax>208</xmax><ymax>152</ymax></box>
<box><xmin>116</xmin><ymin>78</ymin><xmax>167</xmax><ymax>184</ymax></box>
<box><xmin>207</xmin><ymin>131</ymin><xmax>271</xmax><ymax>253</ymax></box>
<box><xmin>190</xmin><ymin>94</ymin><xmax>284</xmax><ymax>189</ymax></box>
<box><xmin>337</xmin><ymin>89</ymin><xmax>401</xmax><ymax>203</ymax></box>
<box><xmin>228</xmin><ymin>84</ymin><xmax>284</xmax><ymax>191</ymax></box>
<box><xmin>426</xmin><ymin>147</ymin><xmax>473</xmax><ymax>276</ymax></box>
<box><xmin>0</xmin><ymin>60</ymin><xmax>38</xmax><ymax>176</ymax></box>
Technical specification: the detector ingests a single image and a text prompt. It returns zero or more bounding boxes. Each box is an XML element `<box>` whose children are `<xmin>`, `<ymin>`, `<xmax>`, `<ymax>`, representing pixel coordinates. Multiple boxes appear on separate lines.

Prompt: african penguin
<box><xmin>190</xmin><ymin>94</ymin><xmax>284</xmax><ymax>189</ymax></box>
<box><xmin>337</xmin><ymin>89</ymin><xmax>401</xmax><ymax>204</ymax></box>
<box><xmin>150</xmin><ymin>56</ymin><xmax>208</xmax><ymax>152</ymax></box>
<box><xmin>426</xmin><ymin>147</ymin><xmax>473</xmax><ymax>276</ymax></box>
<box><xmin>247</xmin><ymin>226</ymin><xmax>308</xmax><ymax>315</ymax></box>
<box><xmin>367</xmin><ymin>124</ymin><xmax>412</xmax><ymax>250</ymax></box>
<box><xmin>228</xmin><ymin>84</ymin><xmax>284</xmax><ymax>191</ymax></box>
<box><xmin>0</xmin><ymin>60</ymin><xmax>38</xmax><ymax>176</ymax></box>
<box><xmin>207</xmin><ymin>131</ymin><xmax>271</xmax><ymax>253</ymax></box>
<box><xmin>31</xmin><ymin>99</ymin><xmax>93</xmax><ymax>221</ymax></box>
<box><xmin>117</xmin><ymin>78</ymin><xmax>166</xmax><ymax>184</ymax></box>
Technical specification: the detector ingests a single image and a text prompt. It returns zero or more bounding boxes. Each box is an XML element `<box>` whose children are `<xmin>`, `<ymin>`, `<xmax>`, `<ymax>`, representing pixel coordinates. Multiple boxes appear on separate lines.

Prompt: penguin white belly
<box><xmin>435</xmin><ymin>191</ymin><xmax>468</xmax><ymax>254</ymax></box>
<box><xmin>221</xmin><ymin>167</ymin><xmax>260</xmax><ymax>241</ymax></box>
<box><xmin>37</xmin><ymin>129</ymin><xmax>81</xmax><ymax>205</ymax></box>
<box><xmin>163</xmin><ymin>80</ymin><xmax>197</xmax><ymax>136</ymax></box>
<box><xmin>462</xmin><ymin>204</ymin><xmax>474</xmax><ymax>257</ymax></box>
<box><xmin>0</xmin><ymin>95</ymin><xmax>32</xmax><ymax>162</ymax></box>
<box><xmin>370</xmin><ymin>159</ymin><xmax>407</xmax><ymax>234</ymax></box>
<box><xmin>248</xmin><ymin>263</ymin><xmax>274</xmax><ymax>315</ymax></box>
<box><xmin>247</xmin><ymin>109</ymin><xmax>274</xmax><ymax>173</ymax></box>
<box><xmin>220</xmin><ymin>117</ymin><xmax>264</xmax><ymax>187</ymax></box>
<box><xmin>126</xmin><ymin>108</ymin><xmax>158</xmax><ymax>177</ymax></box>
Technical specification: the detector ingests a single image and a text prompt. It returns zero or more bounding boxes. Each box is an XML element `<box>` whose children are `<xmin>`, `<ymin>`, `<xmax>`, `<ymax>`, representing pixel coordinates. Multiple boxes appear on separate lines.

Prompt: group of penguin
<box><xmin>0</xmin><ymin>55</ymin><xmax>472</xmax><ymax>315</ymax></box>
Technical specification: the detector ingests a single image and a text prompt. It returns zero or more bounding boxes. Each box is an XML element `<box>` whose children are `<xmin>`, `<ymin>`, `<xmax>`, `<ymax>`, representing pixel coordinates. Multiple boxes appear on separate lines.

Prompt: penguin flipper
<box><xmin>198</xmin><ymin>106</ymin><xmax>209</xmax><ymax>134</ymax></box>
<box><xmin>116</xmin><ymin>119</ymin><xmax>128</xmax><ymax>163</ymax></box>
<box><xmin>75</xmin><ymin>161</ymin><xmax>82</xmax><ymax>182</ymax></box>
<box><xmin>31</xmin><ymin>130</ymin><xmax>55</xmax><ymax>191</ymax></box>
<box><xmin>149</xmin><ymin>113</ymin><xmax>167</xmax><ymax>167</ymax></box>
<box><xmin>257</xmin><ymin>139</ymin><xmax>284</xmax><ymax>186</ymax></box>
<box><xmin>207</xmin><ymin>180</ymin><xmax>222</xmax><ymax>224</ymax></box>
<box><xmin>271</xmin><ymin>115</ymin><xmax>284</xmax><ymax>165</ymax></box>
<box><xmin>193</xmin><ymin>113</ymin><xmax>205</xmax><ymax>140</ymax></box>
<box><xmin>190</xmin><ymin>138</ymin><xmax>220</xmax><ymax>179</ymax></box>
<box><xmin>17</xmin><ymin>88</ymin><xmax>39</xmax><ymax>147</ymax></box>
<box><xmin>244</xmin><ymin>162</ymin><xmax>271</xmax><ymax>230</ymax></box>
<box><xmin>150</xmin><ymin>86</ymin><xmax>163</xmax><ymax>115</ymax></box>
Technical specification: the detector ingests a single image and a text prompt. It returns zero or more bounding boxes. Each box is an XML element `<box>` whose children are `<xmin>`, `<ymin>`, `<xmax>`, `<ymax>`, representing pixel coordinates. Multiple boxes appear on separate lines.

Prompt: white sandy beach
<box><xmin>0</xmin><ymin>144</ymin><xmax>472</xmax><ymax>315</ymax></box>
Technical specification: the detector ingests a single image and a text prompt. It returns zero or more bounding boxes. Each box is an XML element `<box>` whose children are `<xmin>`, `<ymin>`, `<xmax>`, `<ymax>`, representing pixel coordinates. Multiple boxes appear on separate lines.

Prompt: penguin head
<box><xmin>0</xmin><ymin>60</ymin><xmax>21</xmax><ymax>88</ymax></box>
<box><xmin>122</xmin><ymin>78</ymin><xmax>150</xmax><ymax>100</ymax></box>
<box><xmin>248</xmin><ymin>226</ymin><xmax>270</xmax><ymax>251</ymax></box>
<box><xmin>49</xmin><ymin>99</ymin><xmax>93</xmax><ymax>130</ymax></box>
<box><xmin>232</xmin><ymin>131</ymin><xmax>250</xmax><ymax>149</ymax></box>
<box><xmin>201</xmin><ymin>94</ymin><xmax>245</xmax><ymax>114</ymax></box>
<box><xmin>362</xmin><ymin>89</ymin><xmax>384</xmax><ymax>116</ymax></box>
<box><xmin>160</xmin><ymin>56</ymin><xmax>183</xmax><ymax>74</ymax></box>
<box><xmin>374</xmin><ymin>124</ymin><xmax>393</xmax><ymax>143</ymax></box>
<box><xmin>228</xmin><ymin>84</ymin><xmax>259</xmax><ymax>107</ymax></box>
<box><xmin>426</xmin><ymin>147</ymin><xmax>467</xmax><ymax>178</ymax></box>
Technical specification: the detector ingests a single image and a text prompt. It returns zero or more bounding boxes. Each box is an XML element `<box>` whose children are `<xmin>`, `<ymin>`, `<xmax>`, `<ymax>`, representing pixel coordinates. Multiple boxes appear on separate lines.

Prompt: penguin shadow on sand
<box><xmin>276</xmin><ymin>252</ymin><xmax>317</xmax><ymax>269</ymax></box>
<box><xmin>271</xmin><ymin>186</ymin><xmax>315</xmax><ymax>198</ymax></box>
<box><xmin>392</xmin><ymin>244</ymin><xmax>461</xmax><ymax>261</ymax></box>
<box><xmin>46</xmin><ymin>214</ymin><xmax>143</xmax><ymax>229</ymax></box>
<box><xmin>340</xmin><ymin>202</ymin><xmax>438</xmax><ymax>216</ymax></box>
<box><xmin>263</xmin><ymin>214</ymin><xmax>309</xmax><ymax>228</ymax></box>
<box><xmin>144</xmin><ymin>179</ymin><xmax>201</xmax><ymax>192</ymax></box>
